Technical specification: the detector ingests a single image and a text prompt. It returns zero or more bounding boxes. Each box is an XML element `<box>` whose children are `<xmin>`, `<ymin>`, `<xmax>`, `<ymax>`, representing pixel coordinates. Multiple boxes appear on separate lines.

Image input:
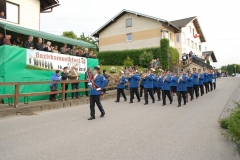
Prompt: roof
<box><xmin>170</xmin><ymin>17</ymin><xmax>196</xmax><ymax>28</ymax></box>
<box><xmin>40</xmin><ymin>0</ymin><xmax>60</xmax><ymax>11</ymax></box>
<box><xmin>0</xmin><ymin>21</ymin><xmax>96</xmax><ymax>48</ymax></box>
<box><xmin>170</xmin><ymin>17</ymin><xmax>206</xmax><ymax>42</ymax></box>
<box><xmin>202</xmin><ymin>51</ymin><xmax>217</xmax><ymax>62</ymax></box>
<box><xmin>91</xmin><ymin>9</ymin><xmax>181</xmax><ymax>38</ymax></box>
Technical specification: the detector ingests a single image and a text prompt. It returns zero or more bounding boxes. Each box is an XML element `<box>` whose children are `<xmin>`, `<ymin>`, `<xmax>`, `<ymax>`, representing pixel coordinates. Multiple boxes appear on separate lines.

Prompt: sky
<box><xmin>40</xmin><ymin>0</ymin><xmax>240</xmax><ymax>68</ymax></box>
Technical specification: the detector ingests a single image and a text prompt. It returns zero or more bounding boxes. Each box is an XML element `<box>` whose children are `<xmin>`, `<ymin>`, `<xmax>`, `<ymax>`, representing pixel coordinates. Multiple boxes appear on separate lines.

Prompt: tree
<box><xmin>62</xmin><ymin>31</ymin><xmax>77</xmax><ymax>39</ymax></box>
<box><xmin>159</xmin><ymin>38</ymin><xmax>170</xmax><ymax>70</ymax></box>
<box><xmin>139</xmin><ymin>51</ymin><xmax>153</xmax><ymax>67</ymax></box>
<box><xmin>77</xmin><ymin>33</ymin><xmax>98</xmax><ymax>51</ymax></box>
<box><xmin>123</xmin><ymin>56</ymin><xmax>134</xmax><ymax>67</ymax></box>
<box><xmin>168</xmin><ymin>46</ymin><xmax>179</xmax><ymax>69</ymax></box>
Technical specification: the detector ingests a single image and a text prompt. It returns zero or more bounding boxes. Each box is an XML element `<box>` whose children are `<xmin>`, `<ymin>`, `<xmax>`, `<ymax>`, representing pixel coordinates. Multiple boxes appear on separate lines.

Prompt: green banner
<box><xmin>0</xmin><ymin>45</ymin><xmax>98</xmax><ymax>103</ymax></box>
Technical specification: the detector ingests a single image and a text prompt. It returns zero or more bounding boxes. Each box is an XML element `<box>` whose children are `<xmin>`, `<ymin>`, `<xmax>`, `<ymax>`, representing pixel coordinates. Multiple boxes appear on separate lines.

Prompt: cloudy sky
<box><xmin>40</xmin><ymin>0</ymin><xmax>240</xmax><ymax>68</ymax></box>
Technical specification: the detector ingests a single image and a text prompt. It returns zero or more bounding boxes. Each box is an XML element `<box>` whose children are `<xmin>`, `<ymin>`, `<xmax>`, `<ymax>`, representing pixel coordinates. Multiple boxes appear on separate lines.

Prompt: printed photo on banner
<box><xmin>26</xmin><ymin>49</ymin><xmax>87</xmax><ymax>73</ymax></box>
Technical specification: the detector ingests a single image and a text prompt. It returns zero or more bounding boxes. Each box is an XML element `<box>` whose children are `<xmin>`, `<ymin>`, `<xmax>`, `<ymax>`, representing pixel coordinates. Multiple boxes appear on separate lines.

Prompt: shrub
<box><xmin>169</xmin><ymin>46</ymin><xmax>179</xmax><ymax>69</ymax></box>
<box><xmin>96</xmin><ymin>47</ymin><xmax>160</xmax><ymax>65</ymax></box>
<box><xmin>159</xmin><ymin>38</ymin><xmax>169</xmax><ymax>70</ymax></box>
<box><xmin>139</xmin><ymin>51</ymin><xmax>153</xmax><ymax>67</ymax></box>
<box><xmin>109</xmin><ymin>66</ymin><xmax>117</xmax><ymax>74</ymax></box>
<box><xmin>220</xmin><ymin>118</ymin><xmax>229</xmax><ymax>129</ymax></box>
<box><xmin>123</xmin><ymin>56</ymin><xmax>134</xmax><ymax>67</ymax></box>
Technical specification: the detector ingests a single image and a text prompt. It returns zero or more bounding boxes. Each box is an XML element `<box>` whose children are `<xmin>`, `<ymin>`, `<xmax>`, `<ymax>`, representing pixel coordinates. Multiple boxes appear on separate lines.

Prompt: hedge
<box><xmin>96</xmin><ymin>47</ymin><xmax>160</xmax><ymax>65</ymax></box>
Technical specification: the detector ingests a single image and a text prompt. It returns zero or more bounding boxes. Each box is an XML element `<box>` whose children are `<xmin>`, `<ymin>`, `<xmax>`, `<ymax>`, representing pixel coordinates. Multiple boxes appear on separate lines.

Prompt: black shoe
<box><xmin>144</xmin><ymin>103</ymin><xmax>148</xmax><ymax>105</ymax></box>
<box><xmin>190</xmin><ymin>98</ymin><xmax>193</xmax><ymax>101</ymax></box>
<box><xmin>170</xmin><ymin>100</ymin><xmax>172</xmax><ymax>104</ymax></box>
<box><xmin>129</xmin><ymin>101</ymin><xmax>133</xmax><ymax>104</ymax></box>
<box><xmin>88</xmin><ymin>117</ymin><xmax>95</xmax><ymax>120</ymax></box>
<box><xmin>152</xmin><ymin>101</ymin><xmax>155</xmax><ymax>103</ymax></box>
<box><xmin>184</xmin><ymin>103</ymin><xmax>186</xmax><ymax>105</ymax></box>
<box><xmin>72</xmin><ymin>97</ymin><xmax>75</xmax><ymax>99</ymax></box>
<box><xmin>177</xmin><ymin>104</ymin><xmax>181</xmax><ymax>107</ymax></box>
<box><xmin>100</xmin><ymin>113</ymin><xmax>105</xmax><ymax>118</ymax></box>
<box><xmin>65</xmin><ymin>99</ymin><xmax>67</xmax><ymax>101</ymax></box>
<box><xmin>157</xmin><ymin>99</ymin><xmax>160</xmax><ymax>101</ymax></box>
<box><xmin>115</xmin><ymin>100</ymin><xmax>119</xmax><ymax>102</ymax></box>
<box><xmin>124</xmin><ymin>99</ymin><xmax>127</xmax><ymax>101</ymax></box>
<box><xmin>162</xmin><ymin>104</ymin><xmax>166</xmax><ymax>106</ymax></box>
<box><xmin>138</xmin><ymin>99</ymin><xmax>141</xmax><ymax>102</ymax></box>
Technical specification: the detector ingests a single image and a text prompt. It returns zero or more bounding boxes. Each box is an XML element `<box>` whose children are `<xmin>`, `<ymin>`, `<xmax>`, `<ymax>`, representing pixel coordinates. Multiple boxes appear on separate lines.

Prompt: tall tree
<box><xmin>159</xmin><ymin>38</ymin><xmax>170</xmax><ymax>70</ymax></box>
<box><xmin>77</xmin><ymin>33</ymin><xmax>98</xmax><ymax>50</ymax></box>
<box><xmin>62</xmin><ymin>31</ymin><xmax>77</xmax><ymax>39</ymax></box>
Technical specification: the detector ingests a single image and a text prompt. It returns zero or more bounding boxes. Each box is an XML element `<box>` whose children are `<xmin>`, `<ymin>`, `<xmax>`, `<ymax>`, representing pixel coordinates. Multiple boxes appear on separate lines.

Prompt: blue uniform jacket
<box><xmin>198</xmin><ymin>74</ymin><xmax>204</xmax><ymax>85</ymax></box>
<box><xmin>203</xmin><ymin>72</ymin><xmax>208</xmax><ymax>83</ymax></box>
<box><xmin>117</xmin><ymin>76</ymin><xmax>127</xmax><ymax>89</ymax></box>
<box><xmin>170</xmin><ymin>76</ymin><xmax>177</xmax><ymax>87</ymax></box>
<box><xmin>90</xmin><ymin>75</ymin><xmax>108</xmax><ymax>96</ymax></box>
<box><xmin>157</xmin><ymin>76</ymin><xmax>163</xmax><ymax>89</ymax></box>
<box><xmin>177</xmin><ymin>75</ymin><xmax>187</xmax><ymax>92</ymax></box>
<box><xmin>186</xmin><ymin>76</ymin><xmax>193</xmax><ymax>88</ymax></box>
<box><xmin>162</xmin><ymin>75</ymin><xmax>172</xmax><ymax>90</ymax></box>
<box><xmin>129</xmin><ymin>74</ymin><xmax>140</xmax><ymax>88</ymax></box>
<box><xmin>140</xmin><ymin>78</ymin><xmax>145</xmax><ymax>87</ymax></box>
<box><xmin>153</xmin><ymin>76</ymin><xmax>158</xmax><ymax>88</ymax></box>
<box><xmin>50</xmin><ymin>73</ymin><xmax>61</xmax><ymax>87</ymax></box>
<box><xmin>192</xmin><ymin>73</ymin><xmax>199</xmax><ymax>85</ymax></box>
<box><xmin>208</xmin><ymin>73</ymin><xmax>213</xmax><ymax>82</ymax></box>
<box><xmin>144</xmin><ymin>74</ymin><xmax>154</xmax><ymax>89</ymax></box>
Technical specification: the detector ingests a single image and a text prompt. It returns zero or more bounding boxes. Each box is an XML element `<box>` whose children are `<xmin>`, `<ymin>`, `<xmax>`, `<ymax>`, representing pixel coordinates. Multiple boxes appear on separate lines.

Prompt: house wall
<box><xmin>0</xmin><ymin>0</ymin><xmax>40</xmax><ymax>30</ymax></box>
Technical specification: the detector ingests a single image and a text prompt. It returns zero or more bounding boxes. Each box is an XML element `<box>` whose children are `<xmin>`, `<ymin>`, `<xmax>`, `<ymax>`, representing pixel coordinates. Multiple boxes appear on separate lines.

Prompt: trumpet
<box><xmin>162</xmin><ymin>76</ymin><xmax>167</xmax><ymax>84</ymax></box>
<box><xmin>116</xmin><ymin>75</ymin><xmax>122</xmax><ymax>84</ymax></box>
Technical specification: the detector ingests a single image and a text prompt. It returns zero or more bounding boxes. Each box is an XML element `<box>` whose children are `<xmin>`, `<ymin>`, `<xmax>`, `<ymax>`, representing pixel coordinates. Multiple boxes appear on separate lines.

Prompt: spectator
<box><xmin>88</xmin><ymin>50</ymin><xmax>96</xmax><ymax>58</ymax></box>
<box><xmin>35</xmin><ymin>38</ymin><xmax>44</xmax><ymax>51</ymax></box>
<box><xmin>102</xmin><ymin>69</ymin><xmax>110</xmax><ymax>94</ymax></box>
<box><xmin>0</xmin><ymin>12</ymin><xmax>6</xmax><ymax>19</ymax></box>
<box><xmin>0</xmin><ymin>32</ymin><xmax>3</xmax><ymax>46</ymax></box>
<box><xmin>135</xmin><ymin>65</ymin><xmax>139</xmax><ymax>71</ymax></box>
<box><xmin>69</xmin><ymin>66</ymin><xmax>79</xmax><ymax>99</ymax></box>
<box><xmin>23</xmin><ymin>35</ymin><xmax>34</xmax><ymax>49</ymax></box>
<box><xmin>60</xmin><ymin>43</ymin><xmax>70</xmax><ymax>54</ymax></box>
<box><xmin>52</xmin><ymin>45</ymin><xmax>59</xmax><ymax>53</ymax></box>
<box><xmin>49</xmin><ymin>70</ymin><xmax>61</xmax><ymax>102</ymax></box>
<box><xmin>3</xmin><ymin>33</ymin><xmax>12</xmax><ymax>45</ymax></box>
<box><xmin>13</xmin><ymin>35</ymin><xmax>23</xmax><ymax>47</ymax></box>
<box><xmin>82</xmin><ymin>48</ymin><xmax>89</xmax><ymax>58</ymax></box>
<box><xmin>189</xmin><ymin>51</ymin><xmax>193</xmax><ymax>58</ymax></box>
<box><xmin>61</xmin><ymin>67</ymin><xmax>69</xmax><ymax>101</ymax></box>
<box><xmin>69</xmin><ymin>45</ymin><xmax>76</xmax><ymax>56</ymax></box>
<box><xmin>85</xmin><ymin>67</ymin><xmax>93</xmax><ymax>96</ymax></box>
<box><xmin>44</xmin><ymin>41</ymin><xmax>53</xmax><ymax>52</ymax></box>
<box><xmin>76</xmin><ymin>47</ymin><xmax>83</xmax><ymax>56</ymax></box>
<box><xmin>154</xmin><ymin>59</ymin><xmax>158</xmax><ymax>68</ymax></box>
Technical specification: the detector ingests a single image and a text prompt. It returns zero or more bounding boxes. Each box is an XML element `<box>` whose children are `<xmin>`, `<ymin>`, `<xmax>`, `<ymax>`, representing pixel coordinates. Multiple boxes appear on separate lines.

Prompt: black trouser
<box><xmin>49</xmin><ymin>86</ymin><xmax>57</xmax><ymax>101</ymax></box>
<box><xmin>208</xmin><ymin>81</ymin><xmax>213</xmax><ymax>91</ymax></box>
<box><xmin>156</xmin><ymin>88</ymin><xmax>161</xmax><ymax>100</ymax></box>
<box><xmin>84</xmin><ymin>82</ymin><xmax>89</xmax><ymax>96</ymax></box>
<box><xmin>140</xmin><ymin>86</ymin><xmax>144</xmax><ymax>97</ymax></box>
<box><xmin>90</xmin><ymin>95</ymin><xmax>105</xmax><ymax>118</ymax></box>
<box><xmin>71</xmin><ymin>83</ymin><xmax>79</xmax><ymax>98</ymax></box>
<box><xmin>204</xmin><ymin>82</ymin><xmax>209</xmax><ymax>93</ymax></box>
<box><xmin>162</xmin><ymin>90</ymin><xmax>172</xmax><ymax>105</ymax></box>
<box><xmin>193</xmin><ymin>85</ymin><xmax>199</xmax><ymax>98</ymax></box>
<box><xmin>144</xmin><ymin>88</ymin><xmax>155</xmax><ymax>103</ymax></box>
<box><xmin>61</xmin><ymin>83</ymin><xmax>68</xmax><ymax>99</ymax></box>
<box><xmin>153</xmin><ymin>87</ymin><xmax>157</xmax><ymax>94</ymax></box>
<box><xmin>177</xmin><ymin>91</ymin><xmax>186</xmax><ymax>105</ymax></box>
<box><xmin>213</xmin><ymin>82</ymin><xmax>216</xmax><ymax>90</ymax></box>
<box><xmin>187</xmin><ymin>87</ymin><xmax>193</xmax><ymax>100</ymax></box>
<box><xmin>199</xmin><ymin>85</ymin><xmax>204</xmax><ymax>96</ymax></box>
<box><xmin>130</xmin><ymin>88</ymin><xmax>140</xmax><ymax>102</ymax></box>
<box><xmin>117</xmin><ymin>88</ymin><xmax>127</xmax><ymax>101</ymax></box>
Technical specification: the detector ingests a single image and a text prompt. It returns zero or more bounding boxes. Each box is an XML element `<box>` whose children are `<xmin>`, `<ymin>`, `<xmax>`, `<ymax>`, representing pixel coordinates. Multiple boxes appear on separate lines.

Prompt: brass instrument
<box><xmin>162</xmin><ymin>75</ymin><xmax>167</xmax><ymax>84</ymax></box>
<box><xmin>178</xmin><ymin>75</ymin><xmax>183</xmax><ymax>83</ymax></box>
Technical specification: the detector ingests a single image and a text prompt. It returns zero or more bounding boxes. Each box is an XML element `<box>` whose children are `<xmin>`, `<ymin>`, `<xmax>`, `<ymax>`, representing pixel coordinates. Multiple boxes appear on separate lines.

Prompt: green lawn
<box><xmin>100</xmin><ymin>65</ymin><xmax>146</xmax><ymax>74</ymax></box>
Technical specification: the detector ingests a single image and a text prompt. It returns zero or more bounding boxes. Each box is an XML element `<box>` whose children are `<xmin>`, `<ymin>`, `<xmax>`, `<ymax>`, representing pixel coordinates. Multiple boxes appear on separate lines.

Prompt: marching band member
<box><xmin>212</xmin><ymin>70</ymin><xmax>217</xmax><ymax>90</ymax></box>
<box><xmin>192</xmin><ymin>68</ymin><xmax>199</xmax><ymax>99</ymax></box>
<box><xmin>115</xmin><ymin>70</ymin><xmax>127</xmax><ymax>102</ymax></box>
<box><xmin>87</xmin><ymin>67</ymin><xmax>108</xmax><ymax>120</ymax></box>
<box><xmin>170</xmin><ymin>73</ymin><xmax>177</xmax><ymax>97</ymax></box>
<box><xmin>161</xmin><ymin>70</ymin><xmax>173</xmax><ymax>106</ymax></box>
<box><xmin>208</xmin><ymin>70</ymin><xmax>213</xmax><ymax>91</ymax></box>
<box><xmin>176</xmin><ymin>70</ymin><xmax>187</xmax><ymax>107</ymax></box>
<box><xmin>198</xmin><ymin>69</ymin><xmax>204</xmax><ymax>96</ymax></box>
<box><xmin>143</xmin><ymin>68</ymin><xmax>155</xmax><ymax>105</ymax></box>
<box><xmin>203</xmin><ymin>68</ymin><xmax>209</xmax><ymax>93</ymax></box>
<box><xmin>129</xmin><ymin>69</ymin><xmax>141</xmax><ymax>103</ymax></box>
<box><xmin>186</xmin><ymin>72</ymin><xmax>193</xmax><ymax>102</ymax></box>
<box><xmin>153</xmin><ymin>71</ymin><xmax>158</xmax><ymax>94</ymax></box>
<box><xmin>156</xmin><ymin>70</ymin><xmax>163</xmax><ymax>101</ymax></box>
<box><xmin>139</xmin><ymin>71</ymin><xmax>146</xmax><ymax>97</ymax></box>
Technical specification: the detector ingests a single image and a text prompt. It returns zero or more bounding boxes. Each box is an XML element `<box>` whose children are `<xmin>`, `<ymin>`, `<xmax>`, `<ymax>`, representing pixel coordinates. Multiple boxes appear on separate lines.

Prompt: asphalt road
<box><xmin>0</xmin><ymin>78</ymin><xmax>240</xmax><ymax>160</ymax></box>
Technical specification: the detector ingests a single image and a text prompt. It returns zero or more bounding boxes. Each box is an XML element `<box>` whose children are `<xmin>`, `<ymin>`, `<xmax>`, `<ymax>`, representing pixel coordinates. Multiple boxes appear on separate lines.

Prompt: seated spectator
<box><xmin>52</xmin><ymin>45</ymin><xmax>59</xmax><ymax>53</ymax></box>
<box><xmin>69</xmin><ymin>45</ymin><xmax>76</xmax><ymax>56</ymax></box>
<box><xmin>0</xmin><ymin>12</ymin><xmax>6</xmax><ymax>19</ymax></box>
<box><xmin>35</xmin><ymin>38</ymin><xmax>44</xmax><ymax>51</ymax></box>
<box><xmin>81</xmin><ymin>48</ymin><xmax>89</xmax><ymax>58</ymax></box>
<box><xmin>60</xmin><ymin>43</ymin><xmax>70</xmax><ymax>54</ymax></box>
<box><xmin>189</xmin><ymin>51</ymin><xmax>193</xmax><ymax>58</ymax></box>
<box><xmin>3</xmin><ymin>33</ymin><xmax>12</xmax><ymax>46</ymax></box>
<box><xmin>0</xmin><ymin>32</ymin><xmax>3</xmax><ymax>46</ymax></box>
<box><xmin>23</xmin><ymin>36</ymin><xmax>35</xmax><ymax>49</ymax></box>
<box><xmin>88</xmin><ymin>50</ymin><xmax>96</xmax><ymax>58</ymax></box>
<box><xmin>44</xmin><ymin>41</ymin><xmax>53</xmax><ymax>52</ymax></box>
<box><xmin>76</xmin><ymin>47</ymin><xmax>83</xmax><ymax>56</ymax></box>
<box><xmin>13</xmin><ymin>35</ymin><xmax>23</xmax><ymax>47</ymax></box>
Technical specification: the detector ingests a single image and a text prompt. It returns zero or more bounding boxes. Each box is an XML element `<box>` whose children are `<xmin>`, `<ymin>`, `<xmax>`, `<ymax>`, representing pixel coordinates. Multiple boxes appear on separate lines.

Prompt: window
<box><xmin>199</xmin><ymin>45</ymin><xmax>201</xmax><ymax>51</ymax></box>
<box><xmin>193</xmin><ymin>29</ymin><xmax>195</xmax><ymax>37</ymax></box>
<box><xmin>176</xmin><ymin>34</ymin><xmax>180</xmax><ymax>43</ymax></box>
<box><xmin>182</xmin><ymin>33</ymin><xmax>186</xmax><ymax>43</ymax></box>
<box><xmin>126</xmin><ymin>33</ymin><xmax>132</xmax><ymax>42</ymax></box>
<box><xmin>191</xmin><ymin>41</ymin><xmax>194</xmax><ymax>49</ymax></box>
<box><xmin>195</xmin><ymin>43</ymin><xmax>197</xmax><ymax>51</ymax></box>
<box><xmin>189</xmin><ymin>26</ymin><xmax>191</xmax><ymax>33</ymax></box>
<box><xmin>0</xmin><ymin>1</ymin><xmax>19</xmax><ymax>23</ymax></box>
<box><xmin>187</xmin><ymin>39</ymin><xmax>190</xmax><ymax>47</ymax></box>
<box><xmin>169</xmin><ymin>33</ymin><xmax>172</xmax><ymax>41</ymax></box>
<box><xmin>126</xmin><ymin>18</ymin><xmax>132</xmax><ymax>27</ymax></box>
